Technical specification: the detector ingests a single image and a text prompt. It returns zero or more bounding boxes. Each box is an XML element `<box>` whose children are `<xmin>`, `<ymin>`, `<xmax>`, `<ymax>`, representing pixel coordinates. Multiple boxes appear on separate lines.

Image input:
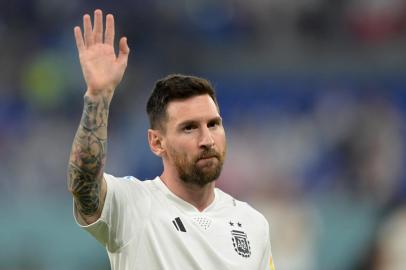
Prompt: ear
<box><xmin>148</xmin><ymin>129</ymin><xmax>165</xmax><ymax>157</ymax></box>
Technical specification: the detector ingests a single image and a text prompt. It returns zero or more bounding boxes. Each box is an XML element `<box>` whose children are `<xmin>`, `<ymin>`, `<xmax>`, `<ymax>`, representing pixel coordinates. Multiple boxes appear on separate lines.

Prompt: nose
<box><xmin>199</xmin><ymin>127</ymin><xmax>215</xmax><ymax>149</ymax></box>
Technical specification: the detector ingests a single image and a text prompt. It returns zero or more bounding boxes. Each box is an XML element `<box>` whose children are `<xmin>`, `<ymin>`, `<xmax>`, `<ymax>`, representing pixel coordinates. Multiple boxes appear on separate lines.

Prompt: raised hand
<box><xmin>74</xmin><ymin>9</ymin><xmax>130</xmax><ymax>100</ymax></box>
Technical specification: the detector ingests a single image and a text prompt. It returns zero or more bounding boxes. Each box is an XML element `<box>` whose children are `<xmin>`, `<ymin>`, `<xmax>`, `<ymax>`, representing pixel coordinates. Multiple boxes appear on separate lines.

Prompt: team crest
<box><xmin>231</xmin><ymin>230</ymin><xmax>251</xmax><ymax>258</ymax></box>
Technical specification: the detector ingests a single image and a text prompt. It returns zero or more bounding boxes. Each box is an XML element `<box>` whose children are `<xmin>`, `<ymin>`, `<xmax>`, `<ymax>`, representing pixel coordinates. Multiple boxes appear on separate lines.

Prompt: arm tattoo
<box><xmin>68</xmin><ymin>95</ymin><xmax>109</xmax><ymax>217</ymax></box>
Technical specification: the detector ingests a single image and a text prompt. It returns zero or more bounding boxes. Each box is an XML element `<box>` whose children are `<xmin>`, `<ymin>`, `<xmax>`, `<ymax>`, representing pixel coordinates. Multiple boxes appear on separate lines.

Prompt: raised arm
<box><xmin>68</xmin><ymin>9</ymin><xmax>130</xmax><ymax>224</ymax></box>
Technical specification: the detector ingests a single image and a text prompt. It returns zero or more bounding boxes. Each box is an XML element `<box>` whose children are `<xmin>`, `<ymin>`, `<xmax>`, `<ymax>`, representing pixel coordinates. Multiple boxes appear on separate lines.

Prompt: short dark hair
<box><xmin>146</xmin><ymin>74</ymin><xmax>219</xmax><ymax>131</ymax></box>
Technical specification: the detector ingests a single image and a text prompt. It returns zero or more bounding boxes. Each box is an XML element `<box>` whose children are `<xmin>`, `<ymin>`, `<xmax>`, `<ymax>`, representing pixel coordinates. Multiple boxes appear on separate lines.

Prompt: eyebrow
<box><xmin>177</xmin><ymin>116</ymin><xmax>222</xmax><ymax>128</ymax></box>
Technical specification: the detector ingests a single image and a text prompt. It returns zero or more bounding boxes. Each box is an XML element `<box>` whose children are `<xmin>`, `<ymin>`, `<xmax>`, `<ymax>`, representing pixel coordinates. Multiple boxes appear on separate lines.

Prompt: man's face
<box><xmin>163</xmin><ymin>94</ymin><xmax>226</xmax><ymax>187</ymax></box>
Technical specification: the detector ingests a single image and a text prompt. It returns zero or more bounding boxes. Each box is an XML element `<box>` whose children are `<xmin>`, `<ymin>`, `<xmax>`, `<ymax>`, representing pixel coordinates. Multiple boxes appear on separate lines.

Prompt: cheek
<box><xmin>172</xmin><ymin>135</ymin><xmax>198</xmax><ymax>151</ymax></box>
<box><xmin>215</xmin><ymin>130</ymin><xmax>227</xmax><ymax>149</ymax></box>
<box><xmin>167</xmin><ymin>139</ymin><xmax>194</xmax><ymax>161</ymax></box>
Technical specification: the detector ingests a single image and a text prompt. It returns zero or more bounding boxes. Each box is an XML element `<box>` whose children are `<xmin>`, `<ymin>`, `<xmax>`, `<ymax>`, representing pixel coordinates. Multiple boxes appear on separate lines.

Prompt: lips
<box><xmin>196</xmin><ymin>150</ymin><xmax>220</xmax><ymax>163</ymax></box>
<box><xmin>199</xmin><ymin>156</ymin><xmax>217</xmax><ymax>160</ymax></box>
<box><xmin>200</xmin><ymin>156</ymin><xmax>216</xmax><ymax>160</ymax></box>
<box><xmin>198</xmin><ymin>154</ymin><xmax>219</xmax><ymax>161</ymax></box>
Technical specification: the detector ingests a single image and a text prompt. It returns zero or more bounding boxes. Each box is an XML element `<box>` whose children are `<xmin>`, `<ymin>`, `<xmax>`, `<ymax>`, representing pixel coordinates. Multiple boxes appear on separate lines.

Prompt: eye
<box><xmin>183</xmin><ymin>124</ymin><xmax>197</xmax><ymax>132</ymax></box>
<box><xmin>208</xmin><ymin>119</ymin><xmax>221</xmax><ymax>128</ymax></box>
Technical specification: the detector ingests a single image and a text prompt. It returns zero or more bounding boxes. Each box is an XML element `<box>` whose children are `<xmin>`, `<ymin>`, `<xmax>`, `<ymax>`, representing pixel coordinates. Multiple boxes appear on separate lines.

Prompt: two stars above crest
<box><xmin>229</xmin><ymin>221</ymin><xmax>242</xmax><ymax>227</ymax></box>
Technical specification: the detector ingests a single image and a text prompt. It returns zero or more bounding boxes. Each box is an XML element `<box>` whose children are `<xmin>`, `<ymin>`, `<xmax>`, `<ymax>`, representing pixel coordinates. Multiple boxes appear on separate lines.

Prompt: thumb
<box><xmin>117</xmin><ymin>37</ymin><xmax>130</xmax><ymax>66</ymax></box>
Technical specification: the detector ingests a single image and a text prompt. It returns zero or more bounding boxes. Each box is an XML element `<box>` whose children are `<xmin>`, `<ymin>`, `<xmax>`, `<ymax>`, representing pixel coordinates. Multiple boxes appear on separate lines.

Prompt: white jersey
<box><xmin>74</xmin><ymin>173</ymin><xmax>276</xmax><ymax>270</ymax></box>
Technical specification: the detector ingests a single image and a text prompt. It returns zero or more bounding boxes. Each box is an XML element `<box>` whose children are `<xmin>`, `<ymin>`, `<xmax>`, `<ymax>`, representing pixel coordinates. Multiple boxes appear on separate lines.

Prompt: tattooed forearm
<box><xmin>69</xmin><ymin>164</ymin><xmax>101</xmax><ymax>215</ymax></box>
<box><xmin>68</xmin><ymin>95</ymin><xmax>109</xmax><ymax>217</ymax></box>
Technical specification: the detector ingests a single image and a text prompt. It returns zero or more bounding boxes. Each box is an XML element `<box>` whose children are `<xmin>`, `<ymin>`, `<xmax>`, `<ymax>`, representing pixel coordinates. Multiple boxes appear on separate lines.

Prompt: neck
<box><xmin>160</xmin><ymin>170</ymin><xmax>215</xmax><ymax>212</ymax></box>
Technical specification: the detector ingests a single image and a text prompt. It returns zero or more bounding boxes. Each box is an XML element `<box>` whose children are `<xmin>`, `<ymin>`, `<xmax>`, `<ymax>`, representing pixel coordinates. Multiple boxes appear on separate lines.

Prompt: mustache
<box><xmin>196</xmin><ymin>149</ymin><xmax>221</xmax><ymax>161</ymax></box>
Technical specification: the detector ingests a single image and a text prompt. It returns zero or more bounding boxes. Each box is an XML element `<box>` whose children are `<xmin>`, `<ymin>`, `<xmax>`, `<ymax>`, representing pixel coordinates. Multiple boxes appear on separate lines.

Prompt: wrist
<box><xmin>83</xmin><ymin>93</ymin><xmax>112</xmax><ymax>109</ymax></box>
<box><xmin>84</xmin><ymin>89</ymin><xmax>113</xmax><ymax>102</ymax></box>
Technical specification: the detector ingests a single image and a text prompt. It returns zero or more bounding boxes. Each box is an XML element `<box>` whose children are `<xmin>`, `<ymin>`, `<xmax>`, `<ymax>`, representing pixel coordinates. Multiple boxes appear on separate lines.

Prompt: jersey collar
<box><xmin>154</xmin><ymin>176</ymin><xmax>219</xmax><ymax>214</ymax></box>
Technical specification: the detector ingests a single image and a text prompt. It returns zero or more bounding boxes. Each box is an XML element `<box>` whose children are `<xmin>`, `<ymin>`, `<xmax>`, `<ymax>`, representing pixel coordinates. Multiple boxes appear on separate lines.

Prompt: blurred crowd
<box><xmin>1</xmin><ymin>0</ymin><xmax>406</xmax><ymax>269</ymax></box>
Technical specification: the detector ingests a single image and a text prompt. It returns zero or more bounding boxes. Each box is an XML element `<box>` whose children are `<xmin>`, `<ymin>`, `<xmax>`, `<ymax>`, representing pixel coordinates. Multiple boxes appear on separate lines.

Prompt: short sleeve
<box><xmin>259</xmin><ymin>219</ymin><xmax>276</xmax><ymax>270</ymax></box>
<box><xmin>73</xmin><ymin>173</ymin><xmax>151</xmax><ymax>252</ymax></box>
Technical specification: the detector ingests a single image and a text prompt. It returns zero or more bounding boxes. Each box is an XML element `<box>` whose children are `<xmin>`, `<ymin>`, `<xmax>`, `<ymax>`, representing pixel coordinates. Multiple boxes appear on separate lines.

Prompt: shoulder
<box><xmin>104</xmin><ymin>173</ymin><xmax>156</xmax><ymax>183</ymax></box>
<box><xmin>216</xmin><ymin>188</ymin><xmax>269</xmax><ymax>228</ymax></box>
<box><xmin>104</xmin><ymin>173</ymin><xmax>158</xmax><ymax>193</ymax></box>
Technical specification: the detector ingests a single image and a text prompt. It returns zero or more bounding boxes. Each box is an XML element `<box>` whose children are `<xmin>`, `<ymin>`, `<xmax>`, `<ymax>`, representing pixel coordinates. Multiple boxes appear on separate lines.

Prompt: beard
<box><xmin>168</xmin><ymin>146</ymin><xmax>226</xmax><ymax>187</ymax></box>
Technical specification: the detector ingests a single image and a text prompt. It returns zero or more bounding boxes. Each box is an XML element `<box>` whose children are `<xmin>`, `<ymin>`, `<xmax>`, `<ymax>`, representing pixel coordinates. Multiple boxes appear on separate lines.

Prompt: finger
<box><xmin>117</xmin><ymin>37</ymin><xmax>130</xmax><ymax>66</ymax></box>
<box><xmin>74</xmin><ymin>26</ymin><xmax>85</xmax><ymax>52</ymax></box>
<box><xmin>83</xmin><ymin>14</ymin><xmax>93</xmax><ymax>47</ymax></box>
<box><xmin>104</xmin><ymin>14</ymin><xmax>115</xmax><ymax>46</ymax></box>
<box><xmin>93</xmin><ymin>9</ymin><xmax>103</xmax><ymax>44</ymax></box>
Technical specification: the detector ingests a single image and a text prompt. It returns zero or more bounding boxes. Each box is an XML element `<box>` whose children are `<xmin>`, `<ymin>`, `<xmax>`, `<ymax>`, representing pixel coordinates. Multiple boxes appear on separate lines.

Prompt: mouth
<box><xmin>196</xmin><ymin>156</ymin><xmax>218</xmax><ymax>166</ymax></box>
<box><xmin>196</xmin><ymin>150</ymin><xmax>220</xmax><ymax>163</ymax></box>
<box><xmin>198</xmin><ymin>155</ymin><xmax>217</xmax><ymax>161</ymax></box>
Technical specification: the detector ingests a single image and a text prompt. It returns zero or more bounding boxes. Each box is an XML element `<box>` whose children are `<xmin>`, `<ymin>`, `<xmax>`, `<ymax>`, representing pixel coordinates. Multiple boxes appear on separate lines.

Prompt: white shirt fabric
<box><xmin>74</xmin><ymin>173</ymin><xmax>274</xmax><ymax>270</ymax></box>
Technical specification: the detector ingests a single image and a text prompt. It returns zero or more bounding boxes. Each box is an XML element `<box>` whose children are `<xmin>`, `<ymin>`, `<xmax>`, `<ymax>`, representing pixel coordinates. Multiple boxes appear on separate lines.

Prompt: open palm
<box><xmin>74</xmin><ymin>10</ymin><xmax>130</xmax><ymax>98</ymax></box>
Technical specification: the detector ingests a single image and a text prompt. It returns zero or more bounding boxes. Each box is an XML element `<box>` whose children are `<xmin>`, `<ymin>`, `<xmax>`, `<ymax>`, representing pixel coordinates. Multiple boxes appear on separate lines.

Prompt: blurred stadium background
<box><xmin>1</xmin><ymin>0</ymin><xmax>406</xmax><ymax>269</ymax></box>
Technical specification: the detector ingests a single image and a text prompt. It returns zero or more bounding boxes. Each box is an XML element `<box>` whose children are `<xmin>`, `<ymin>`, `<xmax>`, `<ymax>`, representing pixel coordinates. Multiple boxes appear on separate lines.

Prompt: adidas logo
<box><xmin>172</xmin><ymin>217</ymin><xmax>186</xmax><ymax>232</ymax></box>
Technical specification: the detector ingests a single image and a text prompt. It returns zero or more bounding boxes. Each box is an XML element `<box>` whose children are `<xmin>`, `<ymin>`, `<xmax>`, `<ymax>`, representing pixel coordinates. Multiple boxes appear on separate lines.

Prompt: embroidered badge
<box><xmin>231</xmin><ymin>229</ymin><xmax>251</xmax><ymax>258</ymax></box>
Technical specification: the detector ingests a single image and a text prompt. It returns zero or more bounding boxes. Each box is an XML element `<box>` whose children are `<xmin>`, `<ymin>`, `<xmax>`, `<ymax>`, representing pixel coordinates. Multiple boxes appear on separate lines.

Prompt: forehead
<box><xmin>166</xmin><ymin>94</ymin><xmax>220</xmax><ymax>125</ymax></box>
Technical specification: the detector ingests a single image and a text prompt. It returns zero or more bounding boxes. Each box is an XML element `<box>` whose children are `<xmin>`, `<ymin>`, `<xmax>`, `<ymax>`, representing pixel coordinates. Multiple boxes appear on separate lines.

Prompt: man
<box><xmin>68</xmin><ymin>9</ymin><xmax>276</xmax><ymax>270</ymax></box>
